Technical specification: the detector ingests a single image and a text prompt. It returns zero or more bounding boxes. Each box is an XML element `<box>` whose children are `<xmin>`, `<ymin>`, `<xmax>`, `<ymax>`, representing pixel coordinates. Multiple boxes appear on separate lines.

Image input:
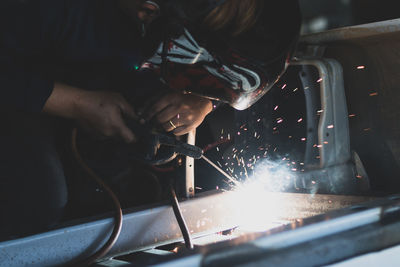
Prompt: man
<box><xmin>0</xmin><ymin>0</ymin><xmax>300</xmax><ymax>239</ymax></box>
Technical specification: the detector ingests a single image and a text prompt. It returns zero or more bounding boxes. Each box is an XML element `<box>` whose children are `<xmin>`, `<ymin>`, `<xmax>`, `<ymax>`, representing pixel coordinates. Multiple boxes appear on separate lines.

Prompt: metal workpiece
<box><xmin>0</xmin><ymin>191</ymin><xmax>241</xmax><ymax>267</ymax></box>
<box><xmin>0</xmin><ymin>191</ymin><xmax>376</xmax><ymax>267</ymax></box>
<box><xmin>203</xmin><ymin>214</ymin><xmax>400</xmax><ymax>267</ymax></box>
<box><xmin>153</xmin><ymin>195</ymin><xmax>400</xmax><ymax>267</ymax></box>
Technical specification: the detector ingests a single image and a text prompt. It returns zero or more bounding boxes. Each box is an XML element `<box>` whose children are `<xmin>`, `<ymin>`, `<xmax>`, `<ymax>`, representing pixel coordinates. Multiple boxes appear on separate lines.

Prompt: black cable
<box><xmin>71</xmin><ymin>128</ymin><xmax>123</xmax><ymax>266</ymax></box>
<box><xmin>169</xmin><ymin>184</ymin><xmax>194</xmax><ymax>250</ymax></box>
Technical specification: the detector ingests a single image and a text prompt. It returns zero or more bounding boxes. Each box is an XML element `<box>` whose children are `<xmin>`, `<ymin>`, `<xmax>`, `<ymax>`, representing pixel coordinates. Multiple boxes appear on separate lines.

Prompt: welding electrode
<box><xmin>201</xmin><ymin>155</ymin><xmax>238</xmax><ymax>185</ymax></box>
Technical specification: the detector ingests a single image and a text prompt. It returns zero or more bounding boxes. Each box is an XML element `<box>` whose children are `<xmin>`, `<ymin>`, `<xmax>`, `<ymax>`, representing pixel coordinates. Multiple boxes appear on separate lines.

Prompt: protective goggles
<box><xmin>140</xmin><ymin>0</ymin><xmax>300</xmax><ymax>110</ymax></box>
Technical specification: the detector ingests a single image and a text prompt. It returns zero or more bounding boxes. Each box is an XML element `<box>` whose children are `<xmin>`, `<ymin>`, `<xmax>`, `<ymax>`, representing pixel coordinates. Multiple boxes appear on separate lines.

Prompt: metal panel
<box><xmin>0</xmin><ymin>191</ymin><xmax>241</xmax><ymax>267</ymax></box>
<box><xmin>151</xmin><ymin>195</ymin><xmax>400</xmax><ymax>267</ymax></box>
<box><xmin>0</xmin><ymin>192</ymin><xmax>374</xmax><ymax>267</ymax></box>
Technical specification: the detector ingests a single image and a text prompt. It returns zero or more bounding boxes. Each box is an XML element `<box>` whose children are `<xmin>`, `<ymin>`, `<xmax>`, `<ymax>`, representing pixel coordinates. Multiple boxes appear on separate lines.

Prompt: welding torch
<box><xmin>139</xmin><ymin>128</ymin><xmax>236</xmax><ymax>183</ymax></box>
<box><xmin>144</xmin><ymin>130</ymin><xmax>236</xmax><ymax>250</ymax></box>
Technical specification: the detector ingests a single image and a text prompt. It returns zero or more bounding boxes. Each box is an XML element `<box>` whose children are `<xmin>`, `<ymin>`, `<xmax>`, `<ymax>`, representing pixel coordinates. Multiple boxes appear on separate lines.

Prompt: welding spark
<box><xmin>369</xmin><ymin>92</ymin><xmax>378</xmax><ymax>96</ymax></box>
<box><xmin>357</xmin><ymin>65</ymin><xmax>365</xmax><ymax>70</ymax></box>
<box><xmin>274</xmin><ymin>105</ymin><xmax>279</xmax><ymax>111</ymax></box>
<box><xmin>297</xmin><ymin>118</ymin><xmax>303</xmax><ymax>123</ymax></box>
<box><xmin>317</xmin><ymin>78</ymin><xmax>323</xmax><ymax>83</ymax></box>
<box><xmin>327</xmin><ymin>125</ymin><xmax>334</xmax><ymax>129</ymax></box>
<box><xmin>281</xmin><ymin>84</ymin><xmax>287</xmax><ymax>89</ymax></box>
<box><xmin>227</xmin><ymin>158</ymin><xmax>300</xmax><ymax>231</ymax></box>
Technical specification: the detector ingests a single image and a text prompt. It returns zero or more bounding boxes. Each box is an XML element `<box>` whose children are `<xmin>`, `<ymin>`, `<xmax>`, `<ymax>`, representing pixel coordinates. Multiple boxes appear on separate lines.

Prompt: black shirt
<box><xmin>0</xmin><ymin>0</ymin><xmax>146</xmax><ymax>112</ymax></box>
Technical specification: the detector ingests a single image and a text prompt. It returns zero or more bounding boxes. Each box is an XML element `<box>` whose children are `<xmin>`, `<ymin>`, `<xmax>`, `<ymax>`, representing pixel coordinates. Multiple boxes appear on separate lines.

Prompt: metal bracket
<box><xmin>291</xmin><ymin>57</ymin><xmax>363</xmax><ymax>194</ymax></box>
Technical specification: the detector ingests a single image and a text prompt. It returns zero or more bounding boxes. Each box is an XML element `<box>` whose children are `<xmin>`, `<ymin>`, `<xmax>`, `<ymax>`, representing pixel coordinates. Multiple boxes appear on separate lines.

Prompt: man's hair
<box><xmin>204</xmin><ymin>0</ymin><xmax>264</xmax><ymax>36</ymax></box>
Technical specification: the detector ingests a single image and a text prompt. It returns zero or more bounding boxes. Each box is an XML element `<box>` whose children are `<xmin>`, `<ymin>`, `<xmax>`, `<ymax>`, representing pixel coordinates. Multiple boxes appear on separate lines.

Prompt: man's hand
<box><xmin>43</xmin><ymin>83</ymin><xmax>136</xmax><ymax>143</ymax></box>
<box><xmin>145</xmin><ymin>92</ymin><xmax>213</xmax><ymax>136</ymax></box>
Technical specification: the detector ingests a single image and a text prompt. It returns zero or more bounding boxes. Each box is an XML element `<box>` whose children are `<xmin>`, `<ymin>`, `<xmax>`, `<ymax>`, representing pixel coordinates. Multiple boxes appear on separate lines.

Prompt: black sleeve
<box><xmin>0</xmin><ymin>0</ymin><xmax>58</xmax><ymax>112</ymax></box>
<box><xmin>0</xmin><ymin>0</ymin><xmax>138</xmax><ymax>112</ymax></box>
<box><xmin>0</xmin><ymin>55</ymin><xmax>54</xmax><ymax>113</ymax></box>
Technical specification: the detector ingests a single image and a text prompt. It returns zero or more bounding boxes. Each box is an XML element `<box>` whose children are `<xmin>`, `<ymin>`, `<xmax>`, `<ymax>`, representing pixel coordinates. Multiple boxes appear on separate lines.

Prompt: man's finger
<box><xmin>173</xmin><ymin>125</ymin><xmax>191</xmax><ymax>136</ymax></box>
<box><xmin>119</xmin><ymin>98</ymin><xmax>138</xmax><ymax>120</ymax></box>
<box><xmin>162</xmin><ymin>118</ymin><xmax>181</xmax><ymax>132</ymax></box>
<box><xmin>119</xmin><ymin>124</ymin><xmax>136</xmax><ymax>143</ymax></box>
<box><xmin>145</xmin><ymin>96</ymin><xmax>174</xmax><ymax>121</ymax></box>
<box><xmin>156</xmin><ymin>105</ymin><xmax>180</xmax><ymax>124</ymax></box>
<box><xmin>113</xmin><ymin>114</ymin><xmax>136</xmax><ymax>143</ymax></box>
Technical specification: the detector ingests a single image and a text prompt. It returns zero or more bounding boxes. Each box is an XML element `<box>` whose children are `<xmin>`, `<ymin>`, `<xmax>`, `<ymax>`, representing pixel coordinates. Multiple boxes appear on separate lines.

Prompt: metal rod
<box><xmin>201</xmin><ymin>155</ymin><xmax>238</xmax><ymax>185</ymax></box>
<box><xmin>170</xmin><ymin>185</ymin><xmax>194</xmax><ymax>250</ymax></box>
<box><xmin>185</xmin><ymin>130</ymin><xmax>196</xmax><ymax>198</ymax></box>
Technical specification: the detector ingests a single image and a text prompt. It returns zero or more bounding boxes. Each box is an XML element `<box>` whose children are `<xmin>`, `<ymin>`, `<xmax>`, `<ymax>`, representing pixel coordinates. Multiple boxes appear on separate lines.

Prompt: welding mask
<box><xmin>140</xmin><ymin>0</ymin><xmax>301</xmax><ymax>110</ymax></box>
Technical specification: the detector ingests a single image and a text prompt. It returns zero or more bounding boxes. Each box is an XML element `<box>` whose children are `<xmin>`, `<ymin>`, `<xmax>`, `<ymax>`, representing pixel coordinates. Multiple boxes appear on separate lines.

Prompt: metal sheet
<box><xmin>151</xmin><ymin>196</ymin><xmax>400</xmax><ymax>267</ymax></box>
<box><xmin>0</xmin><ymin>191</ymin><xmax>239</xmax><ymax>267</ymax></box>
<box><xmin>0</xmin><ymin>191</ymin><xmax>377</xmax><ymax>267</ymax></box>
